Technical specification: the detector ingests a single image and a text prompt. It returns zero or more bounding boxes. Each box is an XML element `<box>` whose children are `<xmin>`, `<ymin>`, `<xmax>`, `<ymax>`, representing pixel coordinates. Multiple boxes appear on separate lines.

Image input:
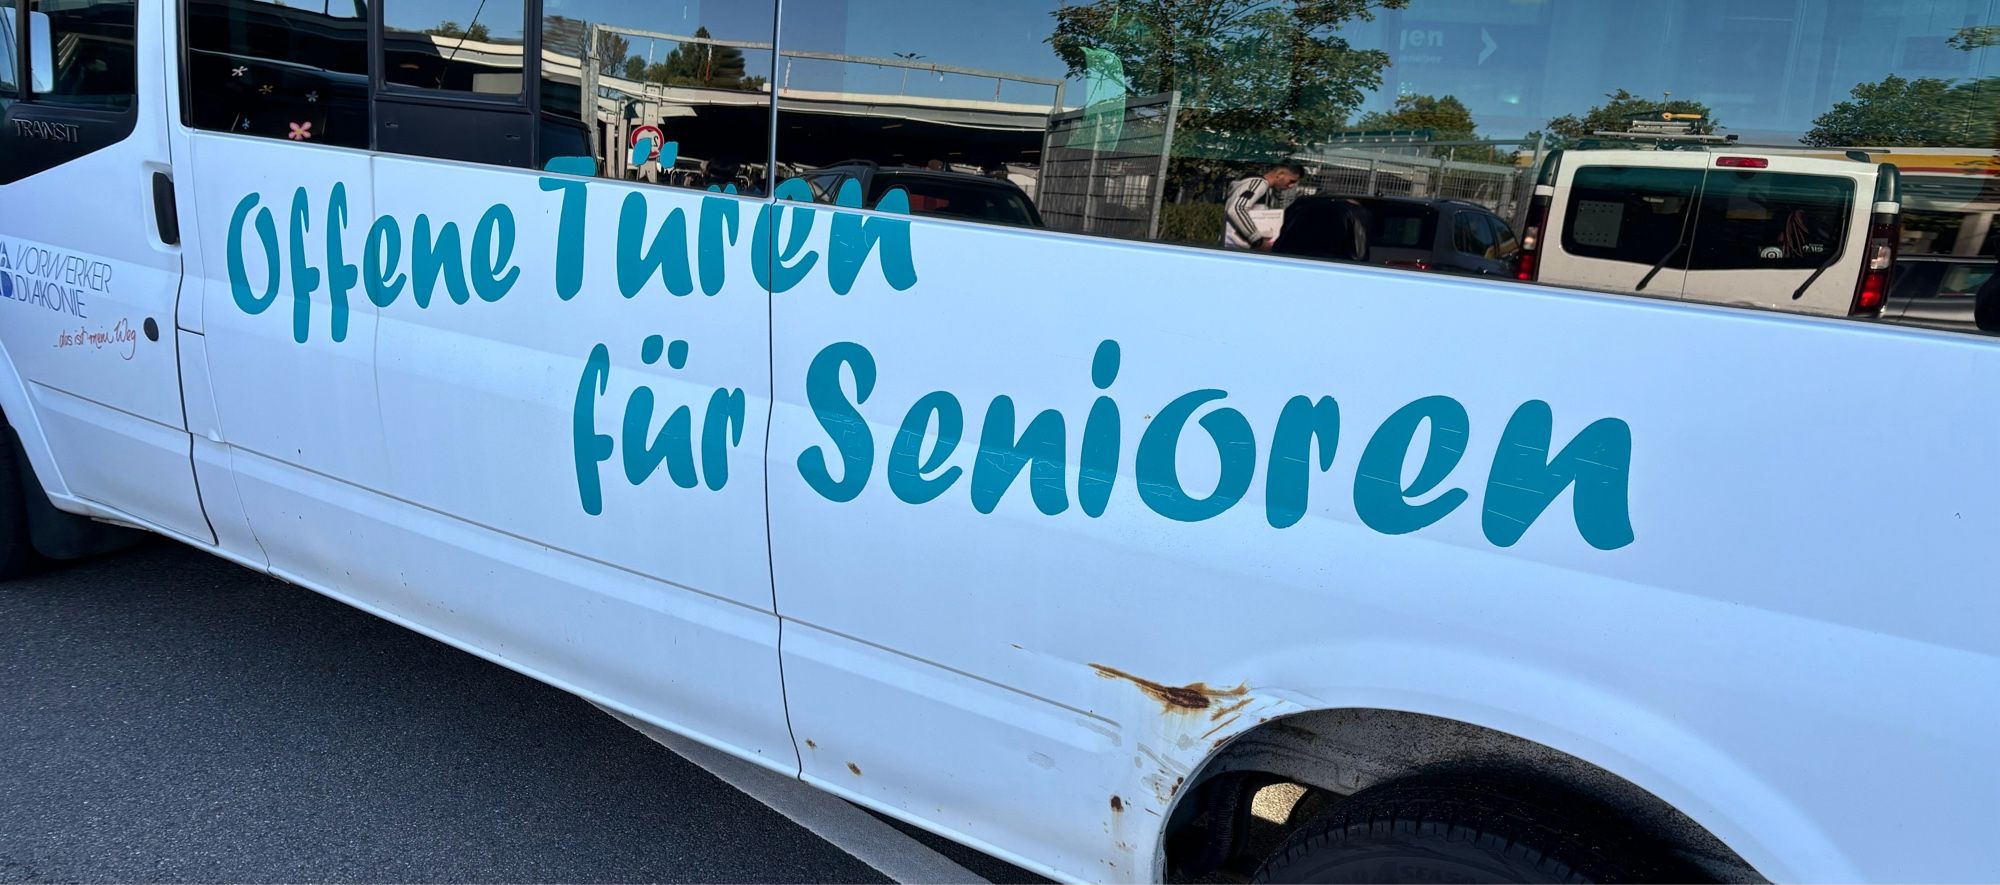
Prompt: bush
<box><xmin>1158</xmin><ymin>202</ymin><xmax>1224</xmax><ymax>246</ymax></box>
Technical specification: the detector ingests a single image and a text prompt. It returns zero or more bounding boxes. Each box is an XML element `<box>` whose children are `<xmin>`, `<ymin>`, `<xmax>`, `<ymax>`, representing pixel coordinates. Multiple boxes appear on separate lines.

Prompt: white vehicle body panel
<box><xmin>0</xmin><ymin>4</ymin><xmax>1994</xmax><ymax>884</ymax></box>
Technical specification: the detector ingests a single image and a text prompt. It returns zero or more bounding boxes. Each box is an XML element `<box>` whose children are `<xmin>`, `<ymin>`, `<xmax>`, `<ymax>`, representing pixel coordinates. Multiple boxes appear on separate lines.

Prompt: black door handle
<box><xmin>151</xmin><ymin>171</ymin><xmax>180</xmax><ymax>246</ymax></box>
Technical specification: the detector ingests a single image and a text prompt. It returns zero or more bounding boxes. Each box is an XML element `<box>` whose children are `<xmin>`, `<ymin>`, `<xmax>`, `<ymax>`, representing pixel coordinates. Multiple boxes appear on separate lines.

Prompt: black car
<box><xmin>1275</xmin><ymin>195</ymin><xmax>1520</xmax><ymax>277</ymax></box>
<box><xmin>800</xmin><ymin>161</ymin><xmax>1044</xmax><ymax>228</ymax></box>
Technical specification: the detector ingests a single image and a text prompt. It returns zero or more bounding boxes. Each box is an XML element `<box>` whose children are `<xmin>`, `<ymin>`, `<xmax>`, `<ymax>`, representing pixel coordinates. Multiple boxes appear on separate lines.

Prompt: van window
<box><xmin>381</xmin><ymin>0</ymin><xmax>526</xmax><ymax>96</ymax></box>
<box><xmin>0</xmin><ymin>0</ymin><xmax>17</xmax><ymax>100</ymax></box>
<box><xmin>1688</xmin><ymin>171</ymin><xmax>1854</xmax><ymax>271</ymax></box>
<box><xmin>1562</xmin><ymin>167</ymin><xmax>1703</xmax><ymax>266</ymax></box>
<box><xmin>28</xmin><ymin>0</ymin><xmax>135</xmax><ymax>109</ymax></box>
<box><xmin>184</xmin><ymin>0</ymin><xmax>369</xmax><ymax>148</ymax></box>
<box><xmin>536</xmin><ymin>0</ymin><xmax>774</xmax><ymax>191</ymax></box>
<box><xmin>1362</xmin><ymin>201</ymin><xmax>1439</xmax><ymax>250</ymax></box>
<box><xmin>1454</xmin><ymin>210</ymin><xmax>1498</xmax><ymax>258</ymax></box>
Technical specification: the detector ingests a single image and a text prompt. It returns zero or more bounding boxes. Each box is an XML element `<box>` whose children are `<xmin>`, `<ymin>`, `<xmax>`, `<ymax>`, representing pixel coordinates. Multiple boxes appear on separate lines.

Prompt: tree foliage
<box><xmin>1802</xmin><ymin>74</ymin><xmax>2000</xmax><ymax>147</ymax></box>
<box><xmin>1049</xmin><ymin>0</ymin><xmax>1409</xmax><ymax>165</ymax></box>
<box><xmin>1354</xmin><ymin>93</ymin><xmax>1477</xmax><ymax>140</ymax></box>
<box><xmin>428</xmin><ymin>20</ymin><xmax>492</xmax><ymax>42</ymax></box>
<box><xmin>1542</xmin><ymin>89</ymin><xmax>1715</xmax><ymax>148</ymax></box>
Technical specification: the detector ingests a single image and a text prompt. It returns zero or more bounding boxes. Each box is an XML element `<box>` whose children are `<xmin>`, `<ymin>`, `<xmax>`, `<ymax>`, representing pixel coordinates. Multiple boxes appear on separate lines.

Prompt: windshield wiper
<box><xmin>1791</xmin><ymin>250</ymin><xmax>1843</xmax><ymax>300</ymax></box>
<box><xmin>1635</xmin><ymin>241</ymin><xmax>1686</xmax><ymax>292</ymax></box>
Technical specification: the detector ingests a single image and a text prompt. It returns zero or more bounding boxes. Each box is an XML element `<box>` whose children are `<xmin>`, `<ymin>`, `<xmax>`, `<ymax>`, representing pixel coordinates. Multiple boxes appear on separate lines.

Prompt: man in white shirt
<box><xmin>1221</xmin><ymin>162</ymin><xmax>1305</xmax><ymax>251</ymax></box>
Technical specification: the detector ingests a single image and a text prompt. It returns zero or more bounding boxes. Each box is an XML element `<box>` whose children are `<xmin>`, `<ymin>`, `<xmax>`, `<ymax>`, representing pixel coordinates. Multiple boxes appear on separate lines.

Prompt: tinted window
<box><xmin>1562</xmin><ymin>167</ymin><xmax>1702</xmax><ymax>266</ymax></box>
<box><xmin>1362</xmin><ymin>201</ymin><xmax>1439</xmax><ymax>250</ymax></box>
<box><xmin>185</xmin><ymin>0</ymin><xmax>369</xmax><ymax>148</ymax></box>
<box><xmin>30</xmin><ymin>0</ymin><xmax>134</xmax><ymax>109</ymax></box>
<box><xmin>1454</xmin><ymin>210</ymin><xmax>1497</xmax><ymax>257</ymax></box>
<box><xmin>1687</xmin><ymin>171</ymin><xmax>1854</xmax><ymax>271</ymax></box>
<box><xmin>870</xmin><ymin>173</ymin><xmax>1040</xmax><ymax>226</ymax></box>
<box><xmin>382</xmin><ymin>0</ymin><xmax>526</xmax><ymax>96</ymax></box>
<box><xmin>537</xmin><ymin>0</ymin><xmax>773</xmax><ymax>190</ymax></box>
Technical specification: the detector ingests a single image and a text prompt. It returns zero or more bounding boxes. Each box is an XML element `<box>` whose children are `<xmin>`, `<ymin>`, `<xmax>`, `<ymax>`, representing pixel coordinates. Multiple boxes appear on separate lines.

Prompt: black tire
<box><xmin>0</xmin><ymin>425</ymin><xmax>44</xmax><ymax>579</ymax></box>
<box><xmin>1253</xmin><ymin>776</ymin><xmax>1667</xmax><ymax>884</ymax></box>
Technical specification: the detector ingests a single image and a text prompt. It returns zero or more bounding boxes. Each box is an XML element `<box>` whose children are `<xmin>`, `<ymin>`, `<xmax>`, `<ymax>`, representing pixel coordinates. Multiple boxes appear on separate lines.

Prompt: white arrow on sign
<box><xmin>1480</xmin><ymin>27</ymin><xmax>1497</xmax><ymax>65</ymax></box>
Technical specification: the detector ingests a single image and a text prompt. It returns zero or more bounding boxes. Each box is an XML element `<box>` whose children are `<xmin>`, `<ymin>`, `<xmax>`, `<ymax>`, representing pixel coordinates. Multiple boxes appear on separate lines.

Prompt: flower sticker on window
<box><xmin>288</xmin><ymin>122</ymin><xmax>313</xmax><ymax>141</ymax></box>
<box><xmin>231</xmin><ymin>66</ymin><xmax>248</xmax><ymax>77</ymax></box>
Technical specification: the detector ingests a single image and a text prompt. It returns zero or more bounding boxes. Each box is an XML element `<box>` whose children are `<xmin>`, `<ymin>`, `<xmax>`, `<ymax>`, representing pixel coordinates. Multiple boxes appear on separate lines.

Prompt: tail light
<box><xmin>1852</xmin><ymin>210</ymin><xmax>1898</xmax><ymax>316</ymax></box>
<box><xmin>1715</xmin><ymin>156</ymin><xmax>1770</xmax><ymax>169</ymax></box>
<box><xmin>1517</xmin><ymin>186</ymin><xmax>1553</xmax><ymax>281</ymax></box>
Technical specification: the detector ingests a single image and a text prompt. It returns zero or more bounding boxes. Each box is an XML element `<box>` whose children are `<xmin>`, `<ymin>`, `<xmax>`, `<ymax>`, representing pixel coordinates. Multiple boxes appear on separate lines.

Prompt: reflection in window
<box><xmin>767</xmin><ymin>0</ymin><xmax>2000</xmax><ymax>334</ymax></box>
<box><xmin>29</xmin><ymin>0</ymin><xmax>136</xmax><ymax>109</ymax></box>
<box><xmin>383</xmin><ymin>0</ymin><xmax>526</xmax><ymax>95</ymax></box>
<box><xmin>537</xmin><ymin>1</ymin><xmax>774</xmax><ymax>191</ymax></box>
<box><xmin>0</xmin><ymin>0</ymin><xmax>17</xmax><ymax>99</ymax></box>
<box><xmin>185</xmin><ymin>0</ymin><xmax>368</xmax><ymax>148</ymax></box>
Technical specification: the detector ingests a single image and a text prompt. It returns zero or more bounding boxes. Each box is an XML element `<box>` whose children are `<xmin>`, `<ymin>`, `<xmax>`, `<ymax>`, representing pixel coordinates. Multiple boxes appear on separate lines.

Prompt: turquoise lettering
<box><xmin>754</xmin><ymin>178</ymin><xmax>819</xmax><ymax>293</ymax></box>
<box><xmin>539</xmin><ymin>176</ymin><xmax>588</xmax><ymax>301</ymax></box>
<box><xmin>1265</xmin><ymin>396</ymin><xmax>1341</xmax><ymax>529</ymax></box>
<box><xmin>616</xmin><ymin>191</ymin><xmax>694</xmax><ymax>298</ymax></box>
<box><xmin>829</xmin><ymin>180</ymin><xmax>918</xmax><ymax>295</ymax></box>
<box><xmin>324</xmin><ymin>183</ymin><xmax>357</xmax><ymax>343</ymax></box>
<box><xmin>697</xmin><ymin>195</ymin><xmax>739</xmax><ymax>296</ymax></box>
<box><xmin>1354</xmin><ymin>396</ymin><xmax>1469</xmax><ymax>535</ymax></box>
<box><xmin>798</xmin><ymin>342</ymin><xmax>875</xmax><ymax>503</ymax></box>
<box><xmin>1484</xmin><ymin>401</ymin><xmax>1634</xmax><ymax>550</ymax></box>
<box><xmin>702</xmin><ymin>387</ymin><xmax>746</xmax><ymax>491</ymax></box>
<box><xmin>286</xmin><ymin>188</ymin><xmax>321</xmax><ymax>344</ymax></box>
<box><xmin>1078</xmin><ymin>340</ymin><xmax>1121</xmax><ymax>518</ymax></box>
<box><xmin>226</xmin><ymin>193</ymin><xmax>279</xmax><ymax>316</ymax></box>
<box><xmin>364</xmin><ymin>214</ymin><xmax>405</xmax><ymax>308</ymax></box>
<box><xmin>470</xmin><ymin>203</ymin><xmax>519</xmax><ymax>303</ymax></box>
<box><xmin>572</xmin><ymin>343</ymin><xmax>615</xmax><ymax>516</ymax></box>
<box><xmin>410</xmin><ymin>214</ymin><xmax>470</xmax><ymax>308</ymax></box>
<box><xmin>889</xmin><ymin>391</ymin><xmax>964</xmax><ymax>506</ymax></box>
<box><xmin>1134</xmin><ymin>390</ymin><xmax>1256</xmax><ymax>522</ymax></box>
<box><xmin>971</xmin><ymin>397</ymin><xmax>1068</xmax><ymax>515</ymax></box>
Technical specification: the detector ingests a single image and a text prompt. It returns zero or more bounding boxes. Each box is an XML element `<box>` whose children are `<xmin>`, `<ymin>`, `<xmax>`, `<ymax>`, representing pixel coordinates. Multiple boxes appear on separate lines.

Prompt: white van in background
<box><xmin>1518</xmin><ymin>149</ymin><xmax>1900</xmax><ymax>318</ymax></box>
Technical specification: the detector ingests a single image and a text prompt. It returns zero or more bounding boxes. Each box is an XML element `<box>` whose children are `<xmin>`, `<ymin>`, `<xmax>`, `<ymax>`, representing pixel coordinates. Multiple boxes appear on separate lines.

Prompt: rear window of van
<box><xmin>1562</xmin><ymin>165</ymin><xmax>1856</xmax><ymax>272</ymax></box>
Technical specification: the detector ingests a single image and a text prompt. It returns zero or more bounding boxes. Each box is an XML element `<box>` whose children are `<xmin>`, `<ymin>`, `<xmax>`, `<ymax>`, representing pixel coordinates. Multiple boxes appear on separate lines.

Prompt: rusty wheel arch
<box><xmin>1156</xmin><ymin>707</ymin><xmax>1766</xmax><ymax>884</ymax></box>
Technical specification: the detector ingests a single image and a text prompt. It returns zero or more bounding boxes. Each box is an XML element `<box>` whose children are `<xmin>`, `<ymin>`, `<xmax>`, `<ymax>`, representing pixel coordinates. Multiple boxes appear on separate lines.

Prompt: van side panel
<box><xmin>768</xmin><ymin>214</ymin><xmax>2000</xmax><ymax>882</ymax></box>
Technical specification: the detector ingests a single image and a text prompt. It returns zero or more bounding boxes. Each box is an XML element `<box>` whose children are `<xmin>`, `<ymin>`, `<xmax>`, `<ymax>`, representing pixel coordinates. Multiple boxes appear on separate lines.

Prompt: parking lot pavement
<box><xmin>0</xmin><ymin>538</ymin><xmax>1016</xmax><ymax>884</ymax></box>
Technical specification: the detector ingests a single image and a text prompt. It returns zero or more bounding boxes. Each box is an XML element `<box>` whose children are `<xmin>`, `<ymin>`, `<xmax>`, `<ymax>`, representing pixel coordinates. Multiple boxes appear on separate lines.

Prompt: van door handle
<box><xmin>151</xmin><ymin>171</ymin><xmax>180</xmax><ymax>246</ymax></box>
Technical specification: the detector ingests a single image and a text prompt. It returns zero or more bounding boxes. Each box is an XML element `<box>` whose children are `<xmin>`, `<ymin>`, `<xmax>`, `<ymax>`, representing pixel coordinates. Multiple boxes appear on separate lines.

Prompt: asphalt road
<box><xmin>0</xmin><ymin>537</ymin><xmax>1027</xmax><ymax>883</ymax></box>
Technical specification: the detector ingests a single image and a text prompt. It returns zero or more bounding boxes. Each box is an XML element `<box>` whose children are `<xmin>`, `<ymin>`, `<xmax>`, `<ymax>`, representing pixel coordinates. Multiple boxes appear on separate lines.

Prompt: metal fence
<box><xmin>1037</xmin><ymin>92</ymin><xmax>1179</xmax><ymax>241</ymax></box>
<box><xmin>1284</xmin><ymin>140</ymin><xmax>1544</xmax><ymax>225</ymax></box>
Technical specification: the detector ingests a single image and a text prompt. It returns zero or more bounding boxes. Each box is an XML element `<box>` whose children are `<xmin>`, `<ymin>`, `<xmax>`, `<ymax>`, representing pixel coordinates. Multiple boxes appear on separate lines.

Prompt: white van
<box><xmin>3</xmin><ymin>2</ymin><xmax>1998</xmax><ymax>884</ymax></box>
<box><xmin>1519</xmin><ymin>149</ymin><xmax>1900</xmax><ymax>318</ymax></box>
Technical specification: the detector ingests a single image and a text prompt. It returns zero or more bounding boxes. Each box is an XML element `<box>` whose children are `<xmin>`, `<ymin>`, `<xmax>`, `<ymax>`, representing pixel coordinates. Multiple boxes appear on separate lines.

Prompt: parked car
<box><xmin>802</xmin><ymin>161</ymin><xmax>1044</xmax><ymax>227</ymax></box>
<box><xmin>1883</xmin><ymin>255</ymin><xmax>1997</xmax><ymax>333</ymax></box>
<box><xmin>1274</xmin><ymin>195</ymin><xmax>1521</xmax><ymax>276</ymax></box>
<box><xmin>1518</xmin><ymin>148</ymin><xmax>1901</xmax><ymax>318</ymax></box>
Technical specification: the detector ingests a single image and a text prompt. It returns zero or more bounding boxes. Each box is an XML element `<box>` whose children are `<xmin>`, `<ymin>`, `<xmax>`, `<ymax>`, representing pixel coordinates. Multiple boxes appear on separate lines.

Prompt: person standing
<box><xmin>1221</xmin><ymin>162</ymin><xmax>1305</xmax><ymax>251</ymax></box>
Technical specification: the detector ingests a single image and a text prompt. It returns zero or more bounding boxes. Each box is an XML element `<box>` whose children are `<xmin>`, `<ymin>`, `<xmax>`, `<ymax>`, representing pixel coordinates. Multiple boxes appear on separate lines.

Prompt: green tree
<box><xmin>1354</xmin><ymin>93</ymin><xmax>1477</xmax><ymax>140</ymax></box>
<box><xmin>621</xmin><ymin>55</ymin><xmax>647</xmax><ymax>81</ymax></box>
<box><xmin>1049</xmin><ymin>0</ymin><xmax>1410</xmax><ymax>173</ymax></box>
<box><xmin>428</xmin><ymin>20</ymin><xmax>492</xmax><ymax>42</ymax></box>
<box><xmin>1542</xmin><ymin>89</ymin><xmax>1715</xmax><ymax>147</ymax></box>
<box><xmin>1802</xmin><ymin>75</ymin><xmax>2000</xmax><ymax>147</ymax></box>
<box><xmin>597</xmin><ymin>31</ymin><xmax>631</xmax><ymax>68</ymax></box>
<box><xmin>644</xmin><ymin>27</ymin><xmax>751</xmax><ymax>89</ymax></box>
<box><xmin>1948</xmin><ymin>25</ymin><xmax>2000</xmax><ymax>52</ymax></box>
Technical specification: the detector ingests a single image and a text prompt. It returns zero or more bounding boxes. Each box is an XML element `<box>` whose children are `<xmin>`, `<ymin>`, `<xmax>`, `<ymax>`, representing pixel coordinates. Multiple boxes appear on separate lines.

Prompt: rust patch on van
<box><xmin>1091</xmin><ymin>664</ymin><xmax>1246</xmax><ymax>712</ymax></box>
<box><xmin>1109</xmin><ymin>795</ymin><xmax>1124</xmax><ymax>812</ymax></box>
<box><xmin>1209</xmin><ymin>697</ymin><xmax>1252</xmax><ymax>722</ymax></box>
<box><xmin>804</xmin><ymin>739</ymin><xmax>818</xmax><ymax>750</ymax></box>
<box><xmin>846</xmin><ymin>762</ymin><xmax>863</xmax><ymax>776</ymax></box>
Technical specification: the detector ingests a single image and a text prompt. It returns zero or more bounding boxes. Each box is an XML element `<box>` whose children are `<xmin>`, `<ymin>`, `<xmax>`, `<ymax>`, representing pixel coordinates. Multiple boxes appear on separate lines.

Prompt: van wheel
<box><xmin>1252</xmin><ymin>776</ymin><xmax>1660</xmax><ymax>884</ymax></box>
<box><xmin>0</xmin><ymin>427</ymin><xmax>44</xmax><ymax>579</ymax></box>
